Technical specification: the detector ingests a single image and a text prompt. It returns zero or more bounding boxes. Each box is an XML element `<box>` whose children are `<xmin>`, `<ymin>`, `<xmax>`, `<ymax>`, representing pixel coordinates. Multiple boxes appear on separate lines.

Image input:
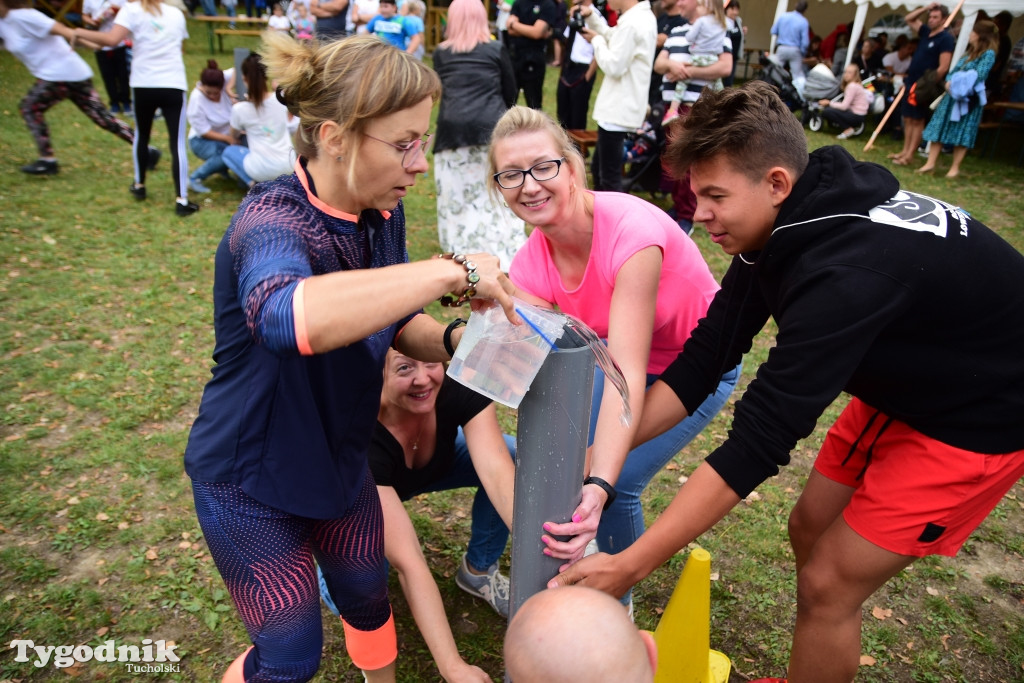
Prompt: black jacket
<box><xmin>661</xmin><ymin>146</ymin><xmax>1024</xmax><ymax>497</ymax></box>
<box><xmin>432</xmin><ymin>41</ymin><xmax>517</xmax><ymax>153</ymax></box>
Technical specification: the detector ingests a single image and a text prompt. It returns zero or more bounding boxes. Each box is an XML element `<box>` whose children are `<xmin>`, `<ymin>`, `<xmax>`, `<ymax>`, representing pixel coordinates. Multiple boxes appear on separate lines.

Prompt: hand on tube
<box><xmin>540</xmin><ymin>486</ymin><xmax>604</xmax><ymax>563</ymax></box>
<box><xmin>546</xmin><ymin>550</ymin><xmax>635</xmax><ymax>599</ymax></box>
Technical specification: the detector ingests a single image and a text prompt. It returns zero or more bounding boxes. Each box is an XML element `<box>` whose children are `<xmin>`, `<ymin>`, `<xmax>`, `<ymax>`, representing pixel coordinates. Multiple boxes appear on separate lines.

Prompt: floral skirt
<box><xmin>435</xmin><ymin>145</ymin><xmax>527</xmax><ymax>271</ymax></box>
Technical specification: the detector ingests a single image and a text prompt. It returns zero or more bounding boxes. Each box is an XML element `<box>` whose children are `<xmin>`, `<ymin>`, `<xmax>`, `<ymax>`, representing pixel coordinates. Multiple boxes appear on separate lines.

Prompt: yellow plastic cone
<box><xmin>652</xmin><ymin>547</ymin><xmax>731</xmax><ymax>683</ymax></box>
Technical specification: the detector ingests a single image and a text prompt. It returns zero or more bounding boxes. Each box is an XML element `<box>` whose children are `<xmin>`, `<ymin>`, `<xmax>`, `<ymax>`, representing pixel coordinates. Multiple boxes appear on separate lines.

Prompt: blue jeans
<box><xmin>319</xmin><ymin>429</ymin><xmax>516</xmax><ymax>615</ymax></box>
<box><xmin>590</xmin><ymin>363</ymin><xmax>742</xmax><ymax>556</ymax></box>
<box><xmin>188</xmin><ymin>136</ymin><xmax>229</xmax><ymax>181</ymax></box>
<box><xmin>222</xmin><ymin>144</ymin><xmax>253</xmax><ymax>185</ymax></box>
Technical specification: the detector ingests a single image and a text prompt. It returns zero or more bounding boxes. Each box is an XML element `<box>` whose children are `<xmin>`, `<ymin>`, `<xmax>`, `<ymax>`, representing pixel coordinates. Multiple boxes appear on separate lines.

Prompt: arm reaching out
<box><xmin>548</xmin><ymin>461</ymin><xmax>740</xmax><ymax>596</ymax></box>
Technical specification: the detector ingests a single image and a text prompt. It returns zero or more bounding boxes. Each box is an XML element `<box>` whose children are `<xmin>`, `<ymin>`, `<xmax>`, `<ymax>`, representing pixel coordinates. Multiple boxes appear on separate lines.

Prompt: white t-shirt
<box><xmin>352</xmin><ymin>0</ymin><xmax>379</xmax><ymax>33</ymax></box>
<box><xmin>82</xmin><ymin>0</ymin><xmax>126</xmax><ymax>49</ymax></box>
<box><xmin>0</xmin><ymin>9</ymin><xmax>93</xmax><ymax>82</ymax></box>
<box><xmin>230</xmin><ymin>96</ymin><xmax>296</xmax><ymax>182</ymax></box>
<box><xmin>114</xmin><ymin>1</ymin><xmax>188</xmax><ymax>90</ymax></box>
<box><xmin>187</xmin><ymin>82</ymin><xmax>234</xmax><ymax>139</ymax></box>
<box><xmin>268</xmin><ymin>14</ymin><xmax>291</xmax><ymax>31</ymax></box>
<box><xmin>882</xmin><ymin>50</ymin><xmax>911</xmax><ymax>76</ymax></box>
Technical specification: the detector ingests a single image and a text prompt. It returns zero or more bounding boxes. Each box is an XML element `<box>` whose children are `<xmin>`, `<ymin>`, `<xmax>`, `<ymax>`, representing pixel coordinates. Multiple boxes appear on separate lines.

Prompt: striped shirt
<box><xmin>659</xmin><ymin>20</ymin><xmax>732</xmax><ymax>104</ymax></box>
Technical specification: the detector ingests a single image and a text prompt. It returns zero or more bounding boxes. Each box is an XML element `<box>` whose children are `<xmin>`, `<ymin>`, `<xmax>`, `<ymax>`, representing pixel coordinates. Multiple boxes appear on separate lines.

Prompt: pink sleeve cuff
<box><xmin>293</xmin><ymin>279</ymin><xmax>314</xmax><ymax>356</ymax></box>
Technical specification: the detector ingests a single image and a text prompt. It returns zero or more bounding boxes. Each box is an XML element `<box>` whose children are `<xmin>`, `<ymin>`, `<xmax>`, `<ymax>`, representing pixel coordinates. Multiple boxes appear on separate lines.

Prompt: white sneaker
<box><xmin>455</xmin><ymin>554</ymin><xmax>510</xmax><ymax>617</ymax></box>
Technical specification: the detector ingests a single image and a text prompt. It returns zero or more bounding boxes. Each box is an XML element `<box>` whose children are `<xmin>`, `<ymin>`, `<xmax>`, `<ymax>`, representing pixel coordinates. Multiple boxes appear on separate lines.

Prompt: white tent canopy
<box><xmin>770</xmin><ymin>0</ymin><xmax>1024</xmax><ymax>71</ymax></box>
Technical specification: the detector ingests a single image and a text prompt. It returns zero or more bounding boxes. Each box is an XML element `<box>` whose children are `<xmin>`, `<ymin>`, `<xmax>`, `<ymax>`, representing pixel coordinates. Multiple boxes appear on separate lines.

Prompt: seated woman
<box><xmin>321</xmin><ymin>349</ymin><xmax>515</xmax><ymax>682</ymax></box>
<box><xmin>803</xmin><ymin>35</ymin><xmax>829</xmax><ymax>71</ymax></box>
<box><xmin>490</xmin><ymin>106</ymin><xmax>741</xmax><ymax>607</ymax></box>
<box><xmin>820</xmin><ymin>62</ymin><xmax>871</xmax><ymax>140</ymax></box>
<box><xmin>185</xmin><ymin>60</ymin><xmax>237</xmax><ymax>193</ymax></box>
<box><xmin>223</xmin><ymin>52</ymin><xmax>296</xmax><ymax>188</ymax></box>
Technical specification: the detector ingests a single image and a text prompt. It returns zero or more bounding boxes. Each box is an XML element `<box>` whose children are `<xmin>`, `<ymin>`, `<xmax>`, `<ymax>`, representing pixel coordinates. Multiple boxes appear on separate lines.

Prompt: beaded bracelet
<box><xmin>437</xmin><ymin>253</ymin><xmax>480</xmax><ymax>307</ymax></box>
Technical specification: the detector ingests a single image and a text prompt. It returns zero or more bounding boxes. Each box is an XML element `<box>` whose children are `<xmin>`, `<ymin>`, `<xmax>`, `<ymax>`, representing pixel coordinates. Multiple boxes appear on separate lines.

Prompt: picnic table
<box><xmin>193</xmin><ymin>15</ymin><xmax>268</xmax><ymax>53</ymax></box>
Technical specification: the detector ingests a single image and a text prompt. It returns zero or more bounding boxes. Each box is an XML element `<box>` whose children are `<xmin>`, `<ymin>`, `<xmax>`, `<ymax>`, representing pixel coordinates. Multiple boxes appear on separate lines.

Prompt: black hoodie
<box><xmin>660</xmin><ymin>146</ymin><xmax>1024</xmax><ymax>498</ymax></box>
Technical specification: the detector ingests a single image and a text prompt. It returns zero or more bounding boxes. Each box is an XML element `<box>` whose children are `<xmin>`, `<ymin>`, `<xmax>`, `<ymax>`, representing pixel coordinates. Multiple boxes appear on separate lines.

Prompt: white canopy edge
<box><xmin>770</xmin><ymin>0</ymin><xmax>1024</xmax><ymax>69</ymax></box>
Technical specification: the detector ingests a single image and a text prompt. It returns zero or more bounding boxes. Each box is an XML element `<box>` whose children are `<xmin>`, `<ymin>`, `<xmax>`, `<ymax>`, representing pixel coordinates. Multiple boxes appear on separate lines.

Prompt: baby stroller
<box><xmin>802</xmin><ymin>64</ymin><xmax>842</xmax><ymax>131</ymax></box>
<box><xmin>757</xmin><ymin>54</ymin><xmax>803</xmax><ymax>112</ymax></box>
<box><xmin>804</xmin><ymin>67</ymin><xmax>884</xmax><ymax>136</ymax></box>
<box><xmin>621</xmin><ymin>102</ymin><xmax>669</xmax><ymax>198</ymax></box>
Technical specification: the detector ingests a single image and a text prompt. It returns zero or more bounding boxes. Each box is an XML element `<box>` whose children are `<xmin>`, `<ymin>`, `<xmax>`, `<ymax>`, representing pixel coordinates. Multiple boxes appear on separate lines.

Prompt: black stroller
<box><xmin>757</xmin><ymin>54</ymin><xmax>803</xmax><ymax>112</ymax></box>
<box><xmin>621</xmin><ymin>101</ymin><xmax>669</xmax><ymax>198</ymax></box>
<box><xmin>802</xmin><ymin>64</ymin><xmax>842</xmax><ymax>131</ymax></box>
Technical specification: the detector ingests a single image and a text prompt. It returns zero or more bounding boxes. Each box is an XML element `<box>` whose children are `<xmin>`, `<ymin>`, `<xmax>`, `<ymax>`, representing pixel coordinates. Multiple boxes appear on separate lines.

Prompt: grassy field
<box><xmin>1</xmin><ymin>25</ymin><xmax>1023</xmax><ymax>682</ymax></box>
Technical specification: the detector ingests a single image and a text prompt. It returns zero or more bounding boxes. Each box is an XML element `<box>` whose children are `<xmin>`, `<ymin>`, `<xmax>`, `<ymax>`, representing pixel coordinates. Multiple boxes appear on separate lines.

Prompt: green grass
<box><xmin>1</xmin><ymin>23</ymin><xmax>1023</xmax><ymax>682</ymax></box>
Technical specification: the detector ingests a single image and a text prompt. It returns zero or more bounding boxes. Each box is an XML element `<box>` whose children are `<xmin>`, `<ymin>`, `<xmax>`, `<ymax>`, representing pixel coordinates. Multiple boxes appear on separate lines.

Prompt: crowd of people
<box><xmin>4</xmin><ymin>1</ymin><xmax>1024</xmax><ymax>682</ymax></box>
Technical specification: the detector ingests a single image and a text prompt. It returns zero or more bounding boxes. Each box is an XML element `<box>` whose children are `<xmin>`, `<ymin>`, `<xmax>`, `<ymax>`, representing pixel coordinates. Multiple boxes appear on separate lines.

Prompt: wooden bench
<box><xmin>193</xmin><ymin>15</ymin><xmax>269</xmax><ymax>53</ymax></box>
<box><xmin>979</xmin><ymin>101</ymin><xmax>1024</xmax><ymax>166</ymax></box>
<box><xmin>568</xmin><ymin>129</ymin><xmax>598</xmax><ymax>158</ymax></box>
<box><xmin>213</xmin><ymin>27</ymin><xmax>265</xmax><ymax>52</ymax></box>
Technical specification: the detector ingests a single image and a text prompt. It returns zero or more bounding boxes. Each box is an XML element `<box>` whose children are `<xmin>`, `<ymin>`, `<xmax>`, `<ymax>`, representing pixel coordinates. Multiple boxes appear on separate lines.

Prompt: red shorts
<box><xmin>815</xmin><ymin>397</ymin><xmax>1024</xmax><ymax>557</ymax></box>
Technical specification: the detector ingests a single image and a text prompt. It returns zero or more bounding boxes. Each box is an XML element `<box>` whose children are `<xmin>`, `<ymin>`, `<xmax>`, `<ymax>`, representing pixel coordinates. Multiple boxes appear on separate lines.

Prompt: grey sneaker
<box><xmin>188</xmin><ymin>177</ymin><xmax>212</xmax><ymax>194</ymax></box>
<box><xmin>455</xmin><ymin>555</ymin><xmax>510</xmax><ymax>618</ymax></box>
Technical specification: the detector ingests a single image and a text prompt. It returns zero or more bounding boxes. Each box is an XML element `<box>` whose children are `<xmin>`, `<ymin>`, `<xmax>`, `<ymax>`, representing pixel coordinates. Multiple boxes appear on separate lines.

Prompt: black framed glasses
<box><xmin>363</xmin><ymin>133</ymin><xmax>433</xmax><ymax>169</ymax></box>
<box><xmin>493</xmin><ymin>157</ymin><xmax>566</xmax><ymax>189</ymax></box>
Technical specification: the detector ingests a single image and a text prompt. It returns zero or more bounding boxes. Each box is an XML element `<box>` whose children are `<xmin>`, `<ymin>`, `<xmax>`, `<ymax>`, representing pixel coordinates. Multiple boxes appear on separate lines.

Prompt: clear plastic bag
<box><xmin>447</xmin><ymin>300</ymin><xmax>565</xmax><ymax>408</ymax></box>
<box><xmin>447</xmin><ymin>301</ymin><xmax>631</xmax><ymax>426</ymax></box>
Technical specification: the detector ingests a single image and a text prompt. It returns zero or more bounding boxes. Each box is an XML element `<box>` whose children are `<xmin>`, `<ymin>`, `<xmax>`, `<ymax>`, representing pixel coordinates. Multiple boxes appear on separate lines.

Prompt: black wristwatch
<box><xmin>584</xmin><ymin>476</ymin><xmax>617</xmax><ymax>510</ymax></box>
<box><xmin>443</xmin><ymin>318</ymin><xmax>466</xmax><ymax>357</ymax></box>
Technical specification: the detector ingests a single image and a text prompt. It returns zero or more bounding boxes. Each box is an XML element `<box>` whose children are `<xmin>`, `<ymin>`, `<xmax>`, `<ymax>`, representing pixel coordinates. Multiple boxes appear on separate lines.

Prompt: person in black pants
<box><xmin>507</xmin><ymin>0</ymin><xmax>556</xmax><ymax>109</ymax></box>
<box><xmin>556</xmin><ymin>0</ymin><xmax>596</xmax><ymax>130</ymax></box>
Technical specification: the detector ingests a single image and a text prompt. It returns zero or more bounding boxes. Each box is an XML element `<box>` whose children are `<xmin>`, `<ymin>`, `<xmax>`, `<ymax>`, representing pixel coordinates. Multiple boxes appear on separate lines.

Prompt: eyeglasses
<box><xmin>493</xmin><ymin>158</ymin><xmax>566</xmax><ymax>189</ymax></box>
<box><xmin>363</xmin><ymin>133</ymin><xmax>432</xmax><ymax>169</ymax></box>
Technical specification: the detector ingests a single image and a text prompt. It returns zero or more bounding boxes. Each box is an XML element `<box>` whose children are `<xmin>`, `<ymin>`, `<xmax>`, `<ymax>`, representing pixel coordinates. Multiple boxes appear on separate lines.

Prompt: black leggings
<box><xmin>556</xmin><ymin>62</ymin><xmax>595</xmax><ymax>131</ymax></box>
<box><xmin>93</xmin><ymin>46</ymin><xmax>131</xmax><ymax>110</ymax></box>
<box><xmin>132</xmin><ymin>87</ymin><xmax>189</xmax><ymax>197</ymax></box>
<box><xmin>592</xmin><ymin>128</ymin><xmax>627</xmax><ymax>192</ymax></box>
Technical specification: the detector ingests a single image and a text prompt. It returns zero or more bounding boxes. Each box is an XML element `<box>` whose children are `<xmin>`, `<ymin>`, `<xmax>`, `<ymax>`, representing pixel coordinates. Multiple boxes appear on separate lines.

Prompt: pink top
<box><xmin>509</xmin><ymin>191</ymin><xmax>719</xmax><ymax>374</ymax></box>
<box><xmin>832</xmin><ymin>81</ymin><xmax>872</xmax><ymax>116</ymax></box>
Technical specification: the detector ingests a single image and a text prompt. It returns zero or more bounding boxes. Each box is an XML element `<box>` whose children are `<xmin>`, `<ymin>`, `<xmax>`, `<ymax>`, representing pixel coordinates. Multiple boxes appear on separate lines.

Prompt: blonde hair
<box><xmin>260</xmin><ymin>32</ymin><xmax>441</xmax><ymax>165</ymax></box>
<box><xmin>405</xmin><ymin>0</ymin><xmax>424</xmax><ymax>17</ymax></box>
<box><xmin>701</xmin><ymin>0</ymin><xmax>726</xmax><ymax>29</ymax></box>
<box><xmin>487</xmin><ymin>106</ymin><xmax>587</xmax><ymax>197</ymax></box>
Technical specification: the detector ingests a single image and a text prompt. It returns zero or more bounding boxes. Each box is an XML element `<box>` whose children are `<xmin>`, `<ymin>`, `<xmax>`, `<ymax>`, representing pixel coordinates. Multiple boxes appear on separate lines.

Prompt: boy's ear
<box><xmin>766</xmin><ymin>166</ymin><xmax>795</xmax><ymax>208</ymax></box>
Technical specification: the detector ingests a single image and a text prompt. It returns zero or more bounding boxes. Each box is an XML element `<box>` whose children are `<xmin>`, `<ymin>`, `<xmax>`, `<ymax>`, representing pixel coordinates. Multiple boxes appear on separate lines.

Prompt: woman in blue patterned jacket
<box><xmin>183</xmin><ymin>32</ymin><xmax>517</xmax><ymax>683</ymax></box>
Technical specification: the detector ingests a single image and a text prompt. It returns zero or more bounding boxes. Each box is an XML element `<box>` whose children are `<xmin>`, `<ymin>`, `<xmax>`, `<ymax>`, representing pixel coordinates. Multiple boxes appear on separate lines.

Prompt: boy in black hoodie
<box><xmin>544</xmin><ymin>81</ymin><xmax>1024</xmax><ymax>682</ymax></box>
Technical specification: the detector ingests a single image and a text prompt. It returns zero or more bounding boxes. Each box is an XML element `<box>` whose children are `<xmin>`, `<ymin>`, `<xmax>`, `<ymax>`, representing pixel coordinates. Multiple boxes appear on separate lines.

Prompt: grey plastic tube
<box><xmin>508</xmin><ymin>334</ymin><xmax>595</xmax><ymax>623</ymax></box>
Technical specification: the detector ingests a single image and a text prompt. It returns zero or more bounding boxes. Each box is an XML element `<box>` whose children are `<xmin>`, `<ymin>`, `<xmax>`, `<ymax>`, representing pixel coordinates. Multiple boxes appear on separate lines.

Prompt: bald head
<box><xmin>505</xmin><ymin>587</ymin><xmax>657</xmax><ymax>683</ymax></box>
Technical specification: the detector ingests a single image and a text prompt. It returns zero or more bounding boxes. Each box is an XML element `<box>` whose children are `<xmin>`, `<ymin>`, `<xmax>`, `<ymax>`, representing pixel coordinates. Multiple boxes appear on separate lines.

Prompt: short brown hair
<box><xmin>663</xmin><ymin>81</ymin><xmax>808</xmax><ymax>182</ymax></box>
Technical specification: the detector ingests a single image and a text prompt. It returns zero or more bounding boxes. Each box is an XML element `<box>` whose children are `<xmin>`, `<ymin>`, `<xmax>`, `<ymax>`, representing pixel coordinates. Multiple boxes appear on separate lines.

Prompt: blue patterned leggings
<box><xmin>192</xmin><ymin>471</ymin><xmax>391</xmax><ymax>682</ymax></box>
<box><xmin>19</xmin><ymin>78</ymin><xmax>133</xmax><ymax>158</ymax></box>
